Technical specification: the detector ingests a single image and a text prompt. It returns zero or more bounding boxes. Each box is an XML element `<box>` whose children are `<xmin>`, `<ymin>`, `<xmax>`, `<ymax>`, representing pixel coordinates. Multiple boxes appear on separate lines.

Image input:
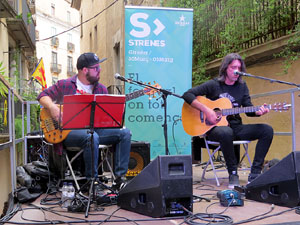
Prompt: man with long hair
<box><xmin>182</xmin><ymin>53</ymin><xmax>273</xmax><ymax>188</ymax></box>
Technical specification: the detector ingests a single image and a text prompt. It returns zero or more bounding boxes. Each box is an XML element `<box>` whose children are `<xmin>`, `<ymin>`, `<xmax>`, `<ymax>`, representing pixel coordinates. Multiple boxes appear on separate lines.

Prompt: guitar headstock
<box><xmin>144</xmin><ymin>82</ymin><xmax>161</xmax><ymax>99</ymax></box>
<box><xmin>271</xmin><ymin>102</ymin><xmax>292</xmax><ymax>112</ymax></box>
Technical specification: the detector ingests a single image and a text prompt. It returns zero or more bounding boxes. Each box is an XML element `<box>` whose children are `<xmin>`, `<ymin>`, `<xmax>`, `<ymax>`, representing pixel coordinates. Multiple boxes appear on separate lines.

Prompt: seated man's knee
<box><xmin>121</xmin><ymin>128</ymin><xmax>132</xmax><ymax>140</ymax></box>
<box><xmin>262</xmin><ymin>124</ymin><xmax>274</xmax><ymax>139</ymax></box>
<box><xmin>86</xmin><ymin>132</ymin><xmax>100</xmax><ymax>147</ymax></box>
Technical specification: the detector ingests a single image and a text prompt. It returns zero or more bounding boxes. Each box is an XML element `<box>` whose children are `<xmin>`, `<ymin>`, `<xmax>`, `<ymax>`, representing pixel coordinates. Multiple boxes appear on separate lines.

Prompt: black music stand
<box><xmin>61</xmin><ymin>94</ymin><xmax>125</xmax><ymax>217</ymax></box>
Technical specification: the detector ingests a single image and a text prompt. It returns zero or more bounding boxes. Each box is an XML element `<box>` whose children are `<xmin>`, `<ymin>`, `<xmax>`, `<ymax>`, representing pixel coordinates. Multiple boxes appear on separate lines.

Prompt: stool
<box><xmin>201</xmin><ymin>136</ymin><xmax>252</xmax><ymax>186</ymax></box>
<box><xmin>64</xmin><ymin>146</ymin><xmax>84</xmax><ymax>191</ymax></box>
<box><xmin>98</xmin><ymin>145</ymin><xmax>115</xmax><ymax>181</ymax></box>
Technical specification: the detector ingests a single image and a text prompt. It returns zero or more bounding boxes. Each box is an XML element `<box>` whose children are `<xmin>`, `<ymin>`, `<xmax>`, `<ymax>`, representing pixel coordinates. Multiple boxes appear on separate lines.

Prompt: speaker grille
<box><xmin>126</xmin><ymin>142</ymin><xmax>150</xmax><ymax>177</ymax></box>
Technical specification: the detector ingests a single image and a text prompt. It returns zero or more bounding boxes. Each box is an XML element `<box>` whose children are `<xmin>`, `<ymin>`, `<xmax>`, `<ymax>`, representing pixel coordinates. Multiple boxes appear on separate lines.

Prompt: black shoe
<box><xmin>248</xmin><ymin>173</ymin><xmax>261</xmax><ymax>184</ymax></box>
<box><xmin>68</xmin><ymin>198</ymin><xmax>88</xmax><ymax>212</ymax></box>
<box><xmin>112</xmin><ymin>176</ymin><xmax>127</xmax><ymax>191</ymax></box>
<box><xmin>228</xmin><ymin>171</ymin><xmax>240</xmax><ymax>189</ymax></box>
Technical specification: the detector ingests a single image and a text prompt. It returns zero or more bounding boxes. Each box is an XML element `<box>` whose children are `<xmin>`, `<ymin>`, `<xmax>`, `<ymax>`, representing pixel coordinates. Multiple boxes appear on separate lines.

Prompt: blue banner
<box><xmin>124</xmin><ymin>6</ymin><xmax>193</xmax><ymax>159</ymax></box>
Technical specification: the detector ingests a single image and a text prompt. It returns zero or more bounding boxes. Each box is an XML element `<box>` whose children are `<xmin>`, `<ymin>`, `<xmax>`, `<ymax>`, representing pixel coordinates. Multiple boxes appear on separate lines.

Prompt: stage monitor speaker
<box><xmin>118</xmin><ymin>155</ymin><xmax>193</xmax><ymax>217</ymax></box>
<box><xmin>246</xmin><ymin>151</ymin><xmax>300</xmax><ymax>207</ymax></box>
<box><xmin>126</xmin><ymin>142</ymin><xmax>150</xmax><ymax>178</ymax></box>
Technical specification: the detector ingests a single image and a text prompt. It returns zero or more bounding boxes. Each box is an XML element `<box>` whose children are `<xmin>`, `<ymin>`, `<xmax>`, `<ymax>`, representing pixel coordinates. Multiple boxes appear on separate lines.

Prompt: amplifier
<box><xmin>126</xmin><ymin>142</ymin><xmax>150</xmax><ymax>178</ymax></box>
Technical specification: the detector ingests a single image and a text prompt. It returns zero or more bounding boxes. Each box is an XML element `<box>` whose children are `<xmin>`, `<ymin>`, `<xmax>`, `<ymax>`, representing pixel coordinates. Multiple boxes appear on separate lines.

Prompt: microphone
<box><xmin>234</xmin><ymin>70</ymin><xmax>244</xmax><ymax>76</ymax></box>
<box><xmin>233</xmin><ymin>70</ymin><xmax>257</xmax><ymax>77</ymax></box>
<box><xmin>234</xmin><ymin>70</ymin><xmax>253</xmax><ymax>77</ymax></box>
<box><xmin>114</xmin><ymin>73</ymin><xmax>128</xmax><ymax>82</ymax></box>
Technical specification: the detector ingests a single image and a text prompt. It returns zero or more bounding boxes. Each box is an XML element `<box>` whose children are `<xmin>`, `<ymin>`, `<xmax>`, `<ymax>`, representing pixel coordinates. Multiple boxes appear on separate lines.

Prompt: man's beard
<box><xmin>86</xmin><ymin>71</ymin><xmax>99</xmax><ymax>84</ymax></box>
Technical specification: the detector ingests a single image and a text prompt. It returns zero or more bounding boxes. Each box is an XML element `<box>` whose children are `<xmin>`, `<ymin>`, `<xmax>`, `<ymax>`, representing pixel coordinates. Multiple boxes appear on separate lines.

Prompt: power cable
<box><xmin>36</xmin><ymin>0</ymin><xmax>119</xmax><ymax>42</ymax></box>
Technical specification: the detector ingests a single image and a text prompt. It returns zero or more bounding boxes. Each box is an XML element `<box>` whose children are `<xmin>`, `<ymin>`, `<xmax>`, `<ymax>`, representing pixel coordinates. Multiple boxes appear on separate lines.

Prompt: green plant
<box><xmin>30</xmin><ymin>104</ymin><xmax>40</xmax><ymax>132</ymax></box>
<box><xmin>275</xmin><ymin>23</ymin><xmax>300</xmax><ymax>74</ymax></box>
<box><xmin>166</xmin><ymin>0</ymin><xmax>300</xmax><ymax>85</ymax></box>
<box><xmin>0</xmin><ymin>61</ymin><xmax>8</xmax><ymax>97</ymax></box>
<box><xmin>15</xmin><ymin>115</ymin><xmax>26</xmax><ymax>139</ymax></box>
<box><xmin>16</xmin><ymin>13</ymin><xmax>22</xmax><ymax>19</ymax></box>
<box><xmin>27</xmin><ymin>12</ymin><xmax>32</xmax><ymax>24</ymax></box>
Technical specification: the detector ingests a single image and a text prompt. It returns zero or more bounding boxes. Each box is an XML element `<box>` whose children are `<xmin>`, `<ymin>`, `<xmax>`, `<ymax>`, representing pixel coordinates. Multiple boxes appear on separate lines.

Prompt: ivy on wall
<box><xmin>165</xmin><ymin>0</ymin><xmax>300</xmax><ymax>85</ymax></box>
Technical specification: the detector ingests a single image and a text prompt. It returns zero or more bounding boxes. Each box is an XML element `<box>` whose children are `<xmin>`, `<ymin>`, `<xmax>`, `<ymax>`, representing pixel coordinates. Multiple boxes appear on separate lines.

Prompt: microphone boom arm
<box><xmin>114</xmin><ymin>73</ymin><xmax>182</xmax><ymax>155</ymax></box>
<box><xmin>235</xmin><ymin>71</ymin><xmax>300</xmax><ymax>88</ymax></box>
<box><xmin>115</xmin><ymin>73</ymin><xmax>182</xmax><ymax>99</ymax></box>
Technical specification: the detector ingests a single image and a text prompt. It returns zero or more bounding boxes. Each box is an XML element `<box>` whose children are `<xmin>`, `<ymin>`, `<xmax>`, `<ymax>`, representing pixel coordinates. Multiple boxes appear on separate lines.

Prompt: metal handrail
<box><xmin>251</xmin><ymin>87</ymin><xmax>300</xmax><ymax>151</ymax></box>
<box><xmin>0</xmin><ymin>75</ymin><xmax>25</xmax><ymax>193</ymax></box>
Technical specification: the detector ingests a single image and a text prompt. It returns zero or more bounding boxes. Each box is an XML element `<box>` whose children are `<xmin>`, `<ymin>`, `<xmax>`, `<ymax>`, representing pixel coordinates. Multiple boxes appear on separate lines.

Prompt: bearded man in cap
<box><xmin>38</xmin><ymin>52</ymin><xmax>131</xmax><ymax>191</ymax></box>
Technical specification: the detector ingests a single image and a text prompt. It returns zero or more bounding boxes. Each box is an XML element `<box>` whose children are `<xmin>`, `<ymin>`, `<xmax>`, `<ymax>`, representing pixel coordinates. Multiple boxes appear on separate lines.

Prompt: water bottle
<box><xmin>61</xmin><ymin>182</ymin><xmax>68</xmax><ymax>208</ymax></box>
<box><xmin>67</xmin><ymin>182</ymin><xmax>75</xmax><ymax>206</ymax></box>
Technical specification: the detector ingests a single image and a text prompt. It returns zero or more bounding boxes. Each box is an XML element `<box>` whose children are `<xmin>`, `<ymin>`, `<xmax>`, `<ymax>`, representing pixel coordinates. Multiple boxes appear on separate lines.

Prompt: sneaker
<box><xmin>248</xmin><ymin>173</ymin><xmax>260</xmax><ymax>184</ymax></box>
<box><xmin>228</xmin><ymin>172</ymin><xmax>240</xmax><ymax>189</ymax></box>
<box><xmin>112</xmin><ymin>176</ymin><xmax>127</xmax><ymax>191</ymax></box>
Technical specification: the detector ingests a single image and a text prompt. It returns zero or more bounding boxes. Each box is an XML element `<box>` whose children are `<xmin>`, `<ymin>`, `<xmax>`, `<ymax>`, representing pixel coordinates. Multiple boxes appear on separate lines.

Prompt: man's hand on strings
<box><xmin>256</xmin><ymin>103</ymin><xmax>269</xmax><ymax>116</ymax></box>
<box><xmin>49</xmin><ymin>104</ymin><xmax>63</xmax><ymax>122</ymax></box>
<box><xmin>205</xmin><ymin>108</ymin><xmax>220</xmax><ymax>125</ymax></box>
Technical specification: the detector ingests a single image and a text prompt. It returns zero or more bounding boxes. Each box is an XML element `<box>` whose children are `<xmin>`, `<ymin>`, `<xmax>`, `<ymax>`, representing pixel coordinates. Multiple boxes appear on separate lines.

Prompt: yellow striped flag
<box><xmin>31</xmin><ymin>58</ymin><xmax>47</xmax><ymax>90</ymax></box>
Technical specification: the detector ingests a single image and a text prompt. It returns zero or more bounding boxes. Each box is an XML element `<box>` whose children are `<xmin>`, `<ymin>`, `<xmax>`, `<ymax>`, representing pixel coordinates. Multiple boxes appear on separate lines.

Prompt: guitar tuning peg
<box><xmin>148</xmin><ymin>82</ymin><xmax>151</xmax><ymax>85</ymax></box>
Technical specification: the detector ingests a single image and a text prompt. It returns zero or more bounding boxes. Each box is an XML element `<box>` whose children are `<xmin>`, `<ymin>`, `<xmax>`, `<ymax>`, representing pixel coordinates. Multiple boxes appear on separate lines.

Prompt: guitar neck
<box><xmin>125</xmin><ymin>89</ymin><xmax>145</xmax><ymax>101</ymax></box>
<box><xmin>222</xmin><ymin>104</ymin><xmax>271</xmax><ymax>116</ymax></box>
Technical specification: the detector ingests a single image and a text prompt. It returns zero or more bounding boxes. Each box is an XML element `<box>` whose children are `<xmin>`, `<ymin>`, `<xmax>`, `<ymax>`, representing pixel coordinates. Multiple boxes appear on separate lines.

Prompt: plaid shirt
<box><xmin>37</xmin><ymin>75</ymin><xmax>108</xmax><ymax>154</ymax></box>
<box><xmin>37</xmin><ymin>75</ymin><xmax>108</xmax><ymax>102</ymax></box>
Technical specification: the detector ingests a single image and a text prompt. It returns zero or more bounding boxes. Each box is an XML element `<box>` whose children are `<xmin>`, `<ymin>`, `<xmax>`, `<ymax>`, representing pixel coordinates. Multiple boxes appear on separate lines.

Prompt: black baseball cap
<box><xmin>76</xmin><ymin>52</ymin><xmax>107</xmax><ymax>70</ymax></box>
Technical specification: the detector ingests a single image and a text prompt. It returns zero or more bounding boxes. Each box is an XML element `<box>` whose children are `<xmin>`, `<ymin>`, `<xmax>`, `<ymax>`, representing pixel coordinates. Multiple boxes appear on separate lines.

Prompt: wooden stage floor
<box><xmin>6</xmin><ymin>164</ymin><xmax>300</xmax><ymax>225</ymax></box>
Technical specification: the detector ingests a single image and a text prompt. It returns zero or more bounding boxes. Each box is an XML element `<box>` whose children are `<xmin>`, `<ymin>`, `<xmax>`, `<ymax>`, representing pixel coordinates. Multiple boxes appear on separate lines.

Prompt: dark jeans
<box><xmin>206</xmin><ymin>123</ymin><xmax>273</xmax><ymax>174</ymax></box>
<box><xmin>64</xmin><ymin>128</ymin><xmax>132</xmax><ymax>179</ymax></box>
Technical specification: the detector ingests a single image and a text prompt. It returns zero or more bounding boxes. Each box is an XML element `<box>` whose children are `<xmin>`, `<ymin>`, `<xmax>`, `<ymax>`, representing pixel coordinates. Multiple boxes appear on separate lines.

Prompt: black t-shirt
<box><xmin>182</xmin><ymin>79</ymin><xmax>257</xmax><ymax>125</ymax></box>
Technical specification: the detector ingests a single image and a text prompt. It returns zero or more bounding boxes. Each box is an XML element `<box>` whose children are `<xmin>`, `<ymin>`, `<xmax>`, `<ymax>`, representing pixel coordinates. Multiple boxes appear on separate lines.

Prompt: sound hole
<box><xmin>130</xmin><ymin>198</ymin><xmax>137</xmax><ymax>208</ymax></box>
<box><xmin>261</xmin><ymin>190</ymin><xmax>269</xmax><ymax>200</ymax></box>
<box><xmin>281</xmin><ymin>193</ymin><xmax>289</xmax><ymax>203</ymax></box>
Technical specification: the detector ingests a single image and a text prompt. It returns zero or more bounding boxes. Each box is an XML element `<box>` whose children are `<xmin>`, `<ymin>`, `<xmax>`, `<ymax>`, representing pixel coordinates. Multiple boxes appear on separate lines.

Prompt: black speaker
<box><xmin>126</xmin><ymin>142</ymin><xmax>150</xmax><ymax>177</ymax></box>
<box><xmin>118</xmin><ymin>155</ymin><xmax>193</xmax><ymax>217</ymax></box>
<box><xmin>246</xmin><ymin>151</ymin><xmax>300</xmax><ymax>207</ymax></box>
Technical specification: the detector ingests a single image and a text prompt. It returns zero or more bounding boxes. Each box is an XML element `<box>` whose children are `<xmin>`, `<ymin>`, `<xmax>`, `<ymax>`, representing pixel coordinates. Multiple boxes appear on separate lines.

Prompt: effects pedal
<box><xmin>217</xmin><ymin>189</ymin><xmax>244</xmax><ymax>207</ymax></box>
<box><xmin>96</xmin><ymin>193</ymin><xmax>118</xmax><ymax>205</ymax></box>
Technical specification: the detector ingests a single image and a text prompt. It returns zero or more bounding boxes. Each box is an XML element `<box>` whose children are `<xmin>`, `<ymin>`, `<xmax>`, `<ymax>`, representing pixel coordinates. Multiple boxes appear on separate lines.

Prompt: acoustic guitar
<box><xmin>181</xmin><ymin>96</ymin><xmax>291</xmax><ymax>136</ymax></box>
<box><xmin>41</xmin><ymin>83</ymin><xmax>161</xmax><ymax>144</ymax></box>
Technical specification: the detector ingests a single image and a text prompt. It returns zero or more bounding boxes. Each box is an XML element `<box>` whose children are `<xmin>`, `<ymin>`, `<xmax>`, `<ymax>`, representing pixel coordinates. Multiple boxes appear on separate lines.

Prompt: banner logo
<box><xmin>175</xmin><ymin>15</ymin><xmax>190</xmax><ymax>27</ymax></box>
<box><xmin>130</xmin><ymin>13</ymin><xmax>165</xmax><ymax>37</ymax></box>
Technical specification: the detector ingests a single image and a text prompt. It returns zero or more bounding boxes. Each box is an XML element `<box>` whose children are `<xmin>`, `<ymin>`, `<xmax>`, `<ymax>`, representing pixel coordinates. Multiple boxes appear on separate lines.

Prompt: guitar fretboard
<box><xmin>222</xmin><ymin>105</ymin><xmax>271</xmax><ymax>116</ymax></box>
<box><xmin>125</xmin><ymin>89</ymin><xmax>145</xmax><ymax>101</ymax></box>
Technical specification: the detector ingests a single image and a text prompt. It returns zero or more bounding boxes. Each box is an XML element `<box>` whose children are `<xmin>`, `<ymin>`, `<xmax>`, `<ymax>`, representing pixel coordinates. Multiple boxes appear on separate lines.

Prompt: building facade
<box><xmin>35</xmin><ymin>0</ymin><xmax>80</xmax><ymax>88</ymax></box>
<box><xmin>71</xmin><ymin>0</ymin><xmax>162</xmax><ymax>93</ymax></box>
<box><xmin>0</xmin><ymin>0</ymin><xmax>36</xmax><ymax>213</ymax></box>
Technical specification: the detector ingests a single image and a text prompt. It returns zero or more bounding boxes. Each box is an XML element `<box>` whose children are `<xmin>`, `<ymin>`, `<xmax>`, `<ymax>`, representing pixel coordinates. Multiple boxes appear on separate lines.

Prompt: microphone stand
<box><xmin>238</xmin><ymin>71</ymin><xmax>300</xmax><ymax>88</ymax></box>
<box><xmin>239</xmin><ymin>71</ymin><xmax>299</xmax><ymax>153</ymax></box>
<box><xmin>120</xmin><ymin>77</ymin><xmax>182</xmax><ymax>155</ymax></box>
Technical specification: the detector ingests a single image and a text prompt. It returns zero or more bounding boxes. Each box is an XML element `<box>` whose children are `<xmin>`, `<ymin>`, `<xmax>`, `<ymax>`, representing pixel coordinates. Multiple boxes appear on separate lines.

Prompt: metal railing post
<box><xmin>9</xmin><ymin>88</ymin><xmax>16</xmax><ymax>193</ymax></box>
<box><xmin>291</xmin><ymin>92</ymin><xmax>296</xmax><ymax>151</ymax></box>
